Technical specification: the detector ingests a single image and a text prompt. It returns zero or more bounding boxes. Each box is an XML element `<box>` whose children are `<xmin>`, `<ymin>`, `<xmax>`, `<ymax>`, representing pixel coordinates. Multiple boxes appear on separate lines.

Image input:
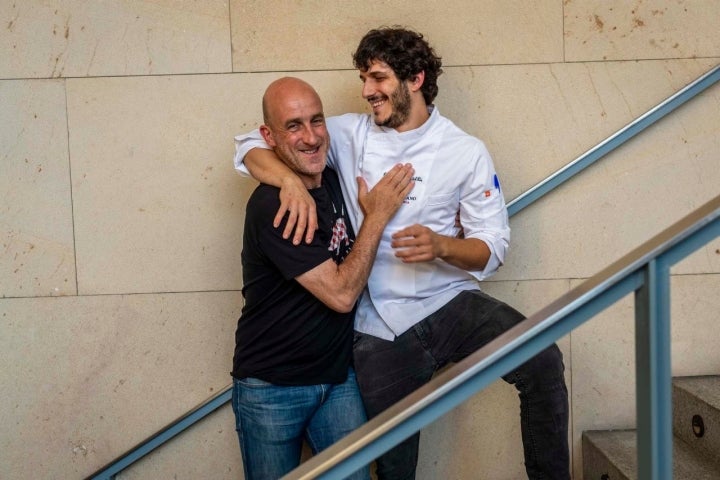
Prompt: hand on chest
<box><xmin>361</xmin><ymin>136</ymin><xmax>461</xmax><ymax>227</ymax></box>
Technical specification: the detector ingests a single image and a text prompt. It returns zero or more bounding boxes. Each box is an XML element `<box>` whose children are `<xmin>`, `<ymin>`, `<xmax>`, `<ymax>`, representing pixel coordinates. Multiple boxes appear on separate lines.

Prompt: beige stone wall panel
<box><xmin>438</xmin><ymin>59</ymin><xmax>718</xmax><ymax>201</ymax></box>
<box><xmin>67</xmin><ymin>74</ymin><xmax>251</xmax><ymax>295</ymax></box>
<box><xmin>0</xmin><ymin>79</ymin><xmax>76</xmax><ymax>298</ymax></box>
<box><xmin>669</xmin><ymin>274</ymin><xmax>720</xmax><ymax>376</ymax></box>
<box><xmin>0</xmin><ymin>0</ymin><xmax>231</xmax><ymax>79</ymax></box>
<box><xmin>230</xmin><ymin>0</ymin><xmax>562</xmax><ymax>72</ymax></box>
<box><xmin>673</xmin><ymin>236</ymin><xmax>720</xmax><ymax>276</ymax></box>
<box><xmin>565</xmin><ymin>0</ymin><xmax>720</xmax><ymax>62</ymax></box>
<box><xmin>461</xmin><ymin>60</ymin><xmax>720</xmax><ymax>281</ymax></box>
<box><xmin>0</xmin><ymin>292</ymin><xmax>241</xmax><ymax>478</ymax></box>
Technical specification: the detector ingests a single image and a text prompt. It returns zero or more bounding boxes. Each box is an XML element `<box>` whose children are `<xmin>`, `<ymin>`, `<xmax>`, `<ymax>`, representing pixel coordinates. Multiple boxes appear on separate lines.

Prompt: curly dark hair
<box><xmin>353</xmin><ymin>27</ymin><xmax>443</xmax><ymax>105</ymax></box>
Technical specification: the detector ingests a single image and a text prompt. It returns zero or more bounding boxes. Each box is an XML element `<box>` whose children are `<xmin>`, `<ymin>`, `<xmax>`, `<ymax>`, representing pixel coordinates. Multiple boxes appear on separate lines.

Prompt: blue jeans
<box><xmin>354</xmin><ymin>290</ymin><xmax>570</xmax><ymax>480</ymax></box>
<box><xmin>231</xmin><ymin>367</ymin><xmax>370</xmax><ymax>480</ymax></box>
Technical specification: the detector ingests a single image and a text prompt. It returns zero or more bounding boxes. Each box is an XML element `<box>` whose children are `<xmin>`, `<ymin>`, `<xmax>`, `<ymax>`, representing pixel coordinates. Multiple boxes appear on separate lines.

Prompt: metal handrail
<box><xmin>508</xmin><ymin>64</ymin><xmax>720</xmax><ymax>216</ymax></box>
<box><xmin>85</xmin><ymin>388</ymin><xmax>231</xmax><ymax>480</ymax></box>
<box><xmin>87</xmin><ymin>63</ymin><xmax>720</xmax><ymax>479</ymax></box>
<box><xmin>286</xmin><ymin>194</ymin><xmax>720</xmax><ymax>479</ymax></box>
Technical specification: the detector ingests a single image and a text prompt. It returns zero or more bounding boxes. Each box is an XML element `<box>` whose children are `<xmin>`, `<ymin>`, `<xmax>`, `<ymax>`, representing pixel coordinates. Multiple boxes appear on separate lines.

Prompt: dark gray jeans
<box><xmin>353</xmin><ymin>289</ymin><xmax>570</xmax><ymax>480</ymax></box>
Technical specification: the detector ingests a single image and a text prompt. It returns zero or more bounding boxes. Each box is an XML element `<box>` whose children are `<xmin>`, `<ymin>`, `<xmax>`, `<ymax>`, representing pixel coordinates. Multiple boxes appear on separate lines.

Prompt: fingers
<box><xmin>399</xmin><ymin>176</ymin><xmax>414</xmax><ymax>199</ymax></box>
<box><xmin>375</xmin><ymin>163</ymin><xmax>414</xmax><ymax>191</ymax></box>
<box><xmin>277</xmin><ymin>199</ymin><xmax>318</xmax><ymax>245</ymax></box>
<box><xmin>395</xmin><ymin>250</ymin><xmax>433</xmax><ymax>263</ymax></box>
<box><xmin>391</xmin><ymin>225</ymin><xmax>425</xmax><ymax>250</ymax></box>
<box><xmin>392</xmin><ymin>224</ymin><xmax>422</xmax><ymax>240</ymax></box>
<box><xmin>277</xmin><ymin>179</ymin><xmax>318</xmax><ymax>244</ymax></box>
<box><xmin>358</xmin><ymin>164</ymin><xmax>415</xmax><ymax>219</ymax></box>
<box><xmin>273</xmin><ymin>202</ymin><xmax>290</xmax><ymax>229</ymax></box>
<box><xmin>392</xmin><ymin>239</ymin><xmax>434</xmax><ymax>263</ymax></box>
<box><xmin>375</xmin><ymin>163</ymin><xmax>414</xmax><ymax>188</ymax></box>
<box><xmin>305</xmin><ymin>204</ymin><xmax>318</xmax><ymax>244</ymax></box>
<box><xmin>286</xmin><ymin>204</ymin><xmax>318</xmax><ymax>245</ymax></box>
<box><xmin>287</xmin><ymin>208</ymin><xmax>306</xmax><ymax>245</ymax></box>
<box><xmin>391</xmin><ymin>224</ymin><xmax>437</xmax><ymax>263</ymax></box>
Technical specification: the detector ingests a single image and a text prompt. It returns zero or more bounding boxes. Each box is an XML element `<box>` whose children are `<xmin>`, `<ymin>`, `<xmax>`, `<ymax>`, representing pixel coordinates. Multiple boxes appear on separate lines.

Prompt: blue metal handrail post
<box><xmin>635</xmin><ymin>258</ymin><xmax>672</xmax><ymax>479</ymax></box>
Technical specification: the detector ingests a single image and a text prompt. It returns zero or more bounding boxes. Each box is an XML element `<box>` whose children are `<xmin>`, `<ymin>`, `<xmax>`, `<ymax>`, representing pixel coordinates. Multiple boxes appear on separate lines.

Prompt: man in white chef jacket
<box><xmin>233</xmin><ymin>27</ymin><xmax>570</xmax><ymax>480</ymax></box>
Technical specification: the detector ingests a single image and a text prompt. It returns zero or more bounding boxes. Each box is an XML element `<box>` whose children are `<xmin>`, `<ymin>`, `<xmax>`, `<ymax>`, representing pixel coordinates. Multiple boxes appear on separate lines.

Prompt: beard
<box><xmin>273</xmin><ymin>139</ymin><xmax>328</xmax><ymax>180</ymax></box>
<box><xmin>376</xmin><ymin>80</ymin><xmax>412</xmax><ymax>129</ymax></box>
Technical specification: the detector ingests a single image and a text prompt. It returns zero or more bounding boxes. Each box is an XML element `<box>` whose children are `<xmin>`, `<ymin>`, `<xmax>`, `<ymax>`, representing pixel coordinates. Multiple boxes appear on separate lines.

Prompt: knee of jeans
<box><xmin>495</xmin><ymin>302</ymin><xmax>527</xmax><ymax>328</ymax></box>
<box><xmin>504</xmin><ymin>344</ymin><xmax>566</xmax><ymax>389</ymax></box>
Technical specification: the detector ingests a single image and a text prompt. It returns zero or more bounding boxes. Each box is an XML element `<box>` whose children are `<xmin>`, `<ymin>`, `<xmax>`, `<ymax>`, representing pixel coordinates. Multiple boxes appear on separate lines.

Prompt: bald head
<box><xmin>262</xmin><ymin>77</ymin><xmax>322</xmax><ymax>128</ymax></box>
<box><xmin>259</xmin><ymin>77</ymin><xmax>329</xmax><ymax>188</ymax></box>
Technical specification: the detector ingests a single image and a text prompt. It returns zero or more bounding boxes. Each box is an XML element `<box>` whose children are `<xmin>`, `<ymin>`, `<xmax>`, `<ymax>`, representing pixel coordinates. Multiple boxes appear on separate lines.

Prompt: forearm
<box><xmin>435</xmin><ymin>236</ymin><xmax>491</xmax><ymax>271</ymax></box>
<box><xmin>391</xmin><ymin>225</ymin><xmax>492</xmax><ymax>271</ymax></box>
<box><xmin>245</xmin><ymin>148</ymin><xmax>300</xmax><ymax>188</ymax></box>
<box><xmin>330</xmin><ymin>164</ymin><xmax>414</xmax><ymax>307</ymax></box>
<box><xmin>295</xmin><ymin>213</ymin><xmax>387</xmax><ymax>313</ymax></box>
<box><xmin>296</xmin><ymin>163</ymin><xmax>413</xmax><ymax>311</ymax></box>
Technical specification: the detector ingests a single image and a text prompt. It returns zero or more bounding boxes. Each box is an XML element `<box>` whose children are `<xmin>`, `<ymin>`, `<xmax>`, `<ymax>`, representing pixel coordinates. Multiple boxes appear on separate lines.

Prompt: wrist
<box><xmin>361</xmin><ymin>212</ymin><xmax>390</xmax><ymax>230</ymax></box>
<box><xmin>436</xmin><ymin>234</ymin><xmax>451</xmax><ymax>260</ymax></box>
<box><xmin>281</xmin><ymin>174</ymin><xmax>303</xmax><ymax>187</ymax></box>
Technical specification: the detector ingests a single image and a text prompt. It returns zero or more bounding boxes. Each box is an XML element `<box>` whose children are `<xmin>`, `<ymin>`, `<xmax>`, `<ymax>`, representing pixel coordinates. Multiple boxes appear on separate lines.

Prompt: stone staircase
<box><xmin>582</xmin><ymin>375</ymin><xmax>720</xmax><ymax>479</ymax></box>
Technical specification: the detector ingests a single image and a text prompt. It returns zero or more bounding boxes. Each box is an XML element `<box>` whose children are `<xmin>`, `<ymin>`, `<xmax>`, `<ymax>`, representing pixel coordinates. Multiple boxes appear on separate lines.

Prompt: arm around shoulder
<box><xmin>295</xmin><ymin>164</ymin><xmax>415</xmax><ymax>312</ymax></box>
<box><xmin>235</xmin><ymin>139</ymin><xmax>319</xmax><ymax>244</ymax></box>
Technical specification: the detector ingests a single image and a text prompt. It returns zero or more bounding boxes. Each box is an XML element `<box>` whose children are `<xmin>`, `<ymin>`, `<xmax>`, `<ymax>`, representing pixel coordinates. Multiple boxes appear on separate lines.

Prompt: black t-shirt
<box><xmin>232</xmin><ymin>169</ymin><xmax>357</xmax><ymax>385</ymax></box>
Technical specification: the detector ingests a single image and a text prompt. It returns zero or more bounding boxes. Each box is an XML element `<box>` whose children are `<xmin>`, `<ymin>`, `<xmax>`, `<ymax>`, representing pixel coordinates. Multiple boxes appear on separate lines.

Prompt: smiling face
<box><xmin>260</xmin><ymin>78</ymin><xmax>329</xmax><ymax>188</ymax></box>
<box><xmin>360</xmin><ymin>60</ymin><xmax>412</xmax><ymax>130</ymax></box>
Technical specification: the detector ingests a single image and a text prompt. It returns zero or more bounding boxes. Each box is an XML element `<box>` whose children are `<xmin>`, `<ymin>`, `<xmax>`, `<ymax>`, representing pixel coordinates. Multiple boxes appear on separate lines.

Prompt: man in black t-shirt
<box><xmin>231</xmin><ymin>77</ymin><xmax>414</xmax><ymax>480</ymax></box>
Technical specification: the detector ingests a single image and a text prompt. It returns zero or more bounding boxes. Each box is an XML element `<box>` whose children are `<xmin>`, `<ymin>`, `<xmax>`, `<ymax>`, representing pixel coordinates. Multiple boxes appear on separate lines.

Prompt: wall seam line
<box><xmin>63</xmin><ymin>79</ymin><xmax>80</xmax><ymax>297</ymax></box>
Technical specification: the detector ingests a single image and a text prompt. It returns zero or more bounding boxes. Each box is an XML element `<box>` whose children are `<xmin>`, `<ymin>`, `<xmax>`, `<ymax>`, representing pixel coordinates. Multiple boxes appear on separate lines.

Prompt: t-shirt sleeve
<box><xmin>250</xmin><ymin>188</ymin><xmax>332</xmax><ymax>280</ymax></box>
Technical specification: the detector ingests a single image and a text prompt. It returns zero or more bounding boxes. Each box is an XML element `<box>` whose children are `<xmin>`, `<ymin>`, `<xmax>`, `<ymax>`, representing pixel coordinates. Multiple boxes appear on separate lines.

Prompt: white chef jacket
<box><xmin>234</xmin><ymin>106</ymin><xmax>510</xmax><ymax>340</ymax></box>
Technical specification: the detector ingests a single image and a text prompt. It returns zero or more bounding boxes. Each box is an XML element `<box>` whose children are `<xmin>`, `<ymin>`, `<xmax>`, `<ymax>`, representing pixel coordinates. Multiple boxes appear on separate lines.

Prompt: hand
<box><xmin>357</xmin><ymin>163</ymin><xmax>414</xmax><ymax>223</ymax></box>
<box><xmin>391</xmin><ymin>224</ymin><xmax>444</xmax><ymax>263</ymax></box>
<box><xmin>276</xmin><ymin>176</ymin><xmax>318</xmax><ymax>245</ymax></box>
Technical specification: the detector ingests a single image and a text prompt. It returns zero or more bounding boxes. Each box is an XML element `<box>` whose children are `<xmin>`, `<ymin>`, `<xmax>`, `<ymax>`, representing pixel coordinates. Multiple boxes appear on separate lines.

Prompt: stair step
<box><xmin>582</xmin><ymin>429</ymin><xmax>720</xmax><ymax>480</ymax></box>
<box><xmin>673</xmin><ymin>375</ymin><xmax>720</xmax><ymax>466</ymax></box>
